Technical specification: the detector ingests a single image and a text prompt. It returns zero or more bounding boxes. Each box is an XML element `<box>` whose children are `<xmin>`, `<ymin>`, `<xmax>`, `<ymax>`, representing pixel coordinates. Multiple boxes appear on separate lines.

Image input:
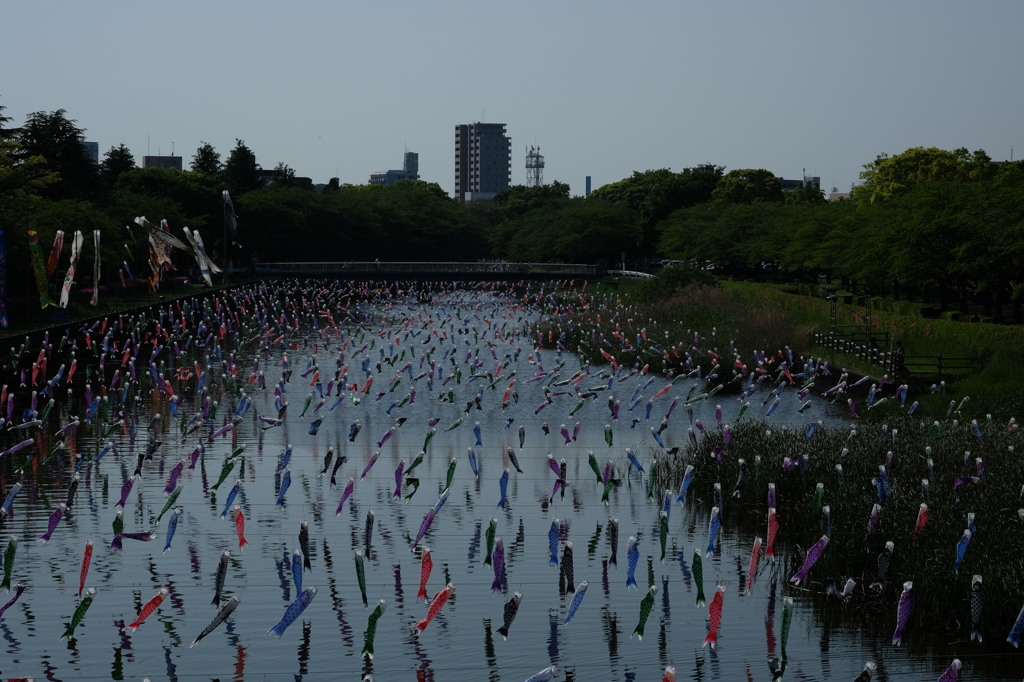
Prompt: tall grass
<box><xmin>651</xmin><ymin>415</ymin><xmax>1024</xmax><ymax>645</ymax></box>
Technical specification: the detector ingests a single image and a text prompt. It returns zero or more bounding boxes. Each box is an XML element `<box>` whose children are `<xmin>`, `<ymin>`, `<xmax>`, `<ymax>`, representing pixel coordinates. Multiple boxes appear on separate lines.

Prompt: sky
<box><xmin>4</xmin><ymin>0</ymin><xmax>1023</xmax><ymax>198</ymax></box>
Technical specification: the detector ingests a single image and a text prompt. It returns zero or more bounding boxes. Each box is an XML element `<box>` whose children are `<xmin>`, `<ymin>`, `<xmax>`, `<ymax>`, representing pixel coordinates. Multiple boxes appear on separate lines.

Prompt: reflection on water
<box><xmin>297</xmin><ymin>620</ymin><xmax>311</xmax><ymax>678</ymax></box>
<box><xmin>766</xmin><ymin>577</ymin><xmax>778</xmax><ymax>658</ymax></box>
<box><xmin>547</xmin><ymin>607</ymin><xmax>560</xmax><ymax>663</ymax></box>
<box><xmin>233</xmin><ymin>641</ymin><xmax>246</xmax><ymax>682</ymax></box>
<box><xmin>109</xmin><ymin>645</ymin><xmax>122</xmax><ymax>680</ymax></box>
<box><xmin>0</xmin><ymin>281</ymin><xmax>1021</xmax><ymax>681</ymax></box>
<box><xmin>484</xmin><ymin>617</ymin><xmax>498</xmax><ymax>680</ymax></box>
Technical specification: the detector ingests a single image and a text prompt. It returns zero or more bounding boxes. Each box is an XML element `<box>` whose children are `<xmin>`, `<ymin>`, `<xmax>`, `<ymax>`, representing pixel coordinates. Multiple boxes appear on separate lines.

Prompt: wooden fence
<box><xmin>808</xmin><ymin>332</ymin><xmax>978</xmax><ymax>381</ymax></box>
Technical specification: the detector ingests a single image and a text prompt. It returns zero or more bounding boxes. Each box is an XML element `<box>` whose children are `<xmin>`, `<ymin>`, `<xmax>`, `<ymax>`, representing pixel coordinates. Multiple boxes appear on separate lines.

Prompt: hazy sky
<box><xmin>4</xmin><ymin>1</ymin><xmax>1022</xmax><ymax>197</ymax></box>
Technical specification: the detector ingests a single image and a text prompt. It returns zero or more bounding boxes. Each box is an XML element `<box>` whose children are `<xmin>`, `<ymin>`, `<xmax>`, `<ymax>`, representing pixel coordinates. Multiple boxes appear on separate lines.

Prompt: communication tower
<box><xmin>525</xmin><ymin>145</ymin><xmax>544</xmax><ymax>187</ymax></box>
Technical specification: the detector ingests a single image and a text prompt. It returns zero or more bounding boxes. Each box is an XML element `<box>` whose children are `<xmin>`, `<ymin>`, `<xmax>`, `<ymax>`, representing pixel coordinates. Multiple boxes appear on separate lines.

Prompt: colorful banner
<box><xmin>27</xmin><ymin>230</ymin><xmax>57</xmax><ymax>308</ymax></box>
<box><xmin>183</xmin><ymin>227</ymin><xmax>221</xmax><ymax>286</ymax></box>
<box><xmin>0</xmin><ymin>230</ymin><xmax>8</xmax><ymax>328</ymax></box>
<box><xmin>192</xmin><ymin>229</ymin><xmax>220</xmax><ymax>273</ymax></box>
<box><xmin>60</xmin><ymin>230</ymin><xmax>84</xmax><ymax>309</ymax></box>
<box><xmin>46</xmin><ymin>229</ymin><xmax>64</xmax><ymax>276</ymax></box>
<box><xmin>133</xmin><ymin>216</ymin><xmax>189</xmax><ymax>252</ymax></box>
<box><xmin>147</xmin><ymin>241</ymin><xmax>161</xmax><ymax>292</ymax></box>
<box><xmin>149</xmin><ymin>232</ymin><xmax>172</xmax><ymax>271</ymax></box>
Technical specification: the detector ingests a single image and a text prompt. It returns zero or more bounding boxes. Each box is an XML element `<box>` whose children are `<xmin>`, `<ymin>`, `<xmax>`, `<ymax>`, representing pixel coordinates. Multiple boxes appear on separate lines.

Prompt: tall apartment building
<box><xmin>454</xmin><ymin>122</ymin><xmax>511</xmax><ymax>201</ymax></box>
<box><xmin>83</xmin><ymin>141</ymin><xmax>99</xmax><ymax>164</ymax></box>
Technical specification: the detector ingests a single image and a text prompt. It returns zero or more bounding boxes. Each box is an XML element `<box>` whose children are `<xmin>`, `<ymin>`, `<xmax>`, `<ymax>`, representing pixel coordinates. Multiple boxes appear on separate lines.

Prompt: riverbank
<box><xmin>602</xmin><ymin>274</ymin><xmax>1024</xmax><ymax>423</ymax></box>
<box><xmin>0</xmin><ymin>282</ymin><xmax>216</xmax><ymax>341</ymax></box>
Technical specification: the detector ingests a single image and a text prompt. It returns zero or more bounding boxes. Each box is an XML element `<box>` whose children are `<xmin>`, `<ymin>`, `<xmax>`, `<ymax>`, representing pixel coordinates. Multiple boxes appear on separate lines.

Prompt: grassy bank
<box><xmin>600</xmin><ymin>272</ymin><xmax>1024</xmax><ymax>423</ymax></box>
<box><xmin>741</xmin><ymin>280</ymin><xmax>1024</xmax><ymax>422</ymax></box>
<box><xmin>0</xmin><ymin>282</ymin><xmax>220</xmax><ymax>342</ymax></box>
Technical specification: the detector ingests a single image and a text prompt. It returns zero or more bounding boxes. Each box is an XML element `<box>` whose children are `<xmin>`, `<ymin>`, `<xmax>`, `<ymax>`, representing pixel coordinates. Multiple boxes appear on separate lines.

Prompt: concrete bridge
<box><xmin>250</xmin><ymin>261</ymin><xmax>600</xmax><ymax>280</ymax></box>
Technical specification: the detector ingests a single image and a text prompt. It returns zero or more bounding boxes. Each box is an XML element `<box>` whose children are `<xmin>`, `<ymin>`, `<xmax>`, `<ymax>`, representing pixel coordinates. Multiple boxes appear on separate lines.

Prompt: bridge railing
<box><xmin>252</xmin><ymin>261</ymin><xmax>598</xmax><ymax>276</ymax></box>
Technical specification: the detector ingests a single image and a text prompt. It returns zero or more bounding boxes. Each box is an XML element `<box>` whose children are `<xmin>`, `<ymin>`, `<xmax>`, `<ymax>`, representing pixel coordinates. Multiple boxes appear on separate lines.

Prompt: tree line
<box><xmin>0</xmin><ymin>105</ymin><xmax>494</xmax><ymax>316</ymax></box>
<box><xmin>656</xmin><ymin>149</ymin><xmax>1024</xmax><ymax>321</ymax></box>
<box><xmin>1</xmin><ymin>100</ymin><xmax>1021</xmax><ymax>323</ymax></box>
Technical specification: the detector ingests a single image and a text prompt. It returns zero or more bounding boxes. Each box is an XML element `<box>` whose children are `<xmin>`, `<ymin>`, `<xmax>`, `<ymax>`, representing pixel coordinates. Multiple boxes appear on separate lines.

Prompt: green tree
<box><xmin>658</xmin><ymin>202</ymin><xmax>779</xmax><ymax>277</ymax></box>
<box><xmin>676</xmin><ymin>164</ymin><xmax>726</xmax><ymax>205</ymax></box>
<box><xmin>0</xmin><ymin>98</ymin><xmax>12</xmax><ymax>139</ymax></box>
<box><xmin>547</xmin><ymin>199</ymin><xmax>641</xmax><ymax>263</ymax></box>
<box><xmin>777</xmin><ymin>200</ymin><xmax>853</xmax><ymax>282</ymax></box>
<box><xmin>0</xmin><ymin>138</ymin><xmax>59</xmax><ymax>305</ymax></box>
<box><xmin>588</xmin><ymin>173</ymin><xmax>650</xmax><ymax>211</ymax></box>
<box><xmin>223</xmin><ymin>139</ymin><xmax>262</xmax><ymax>195</ymax></box>
<box><xmin>234</xmin><ymin>187</ymin><xmax>319</xmax><ymax>261</ymax></box>
<box><xmin>952</xmin><ymin>147</ymin><xmax>996</xmax><ymax>182</ymax></box>
<box><xmin>235</xmin><ymin>179</ymin><xmax>487</xmax><ymax>264</ymax></box>
<box><xmin>853</xmin><ymin>147</ymin><xmax>970</xmax><ymax>204</ymax></box>
<box><xmin>491</xmin><ymin>198</ymin><xmax>638</xmax><ymax>264</ymax></box>
<box><xmin>0</xmin><ymin>138</ymin><xmax>58</xmax><ymax>227</ymax></box>
<box><xmin>784</xmin><ymin>178</ymin><xmax>826</xmax><ymax>205</ymax></box>
<box><xmin>945</xmin><ymin>170</ymin><xmax>1024</xmax><ymax>321</ymax></box>
<box><xmin>110</xmin><ymin>167</ymin><xmax>221</xmax><ymax>233</ymax></box>
<box><xmin>31</xmin><ymin>200</ymin><xmax>117</xmax><ymax>243</ymax></box>
<box><xmin>589</xmin><ymin>166</ymin><xmax>723</xmax><ymax>220</ymax></box>
<box><xmin>98</xmin><ymin>143</ymin><xmax>136</xmax><ymax>187</ymax></box>
<box><xmin>492</xmin><ymin>181</ymin><xmax>570</xmax><ymax>221</ymax></box>
<box><xmin>14</xmin><ymin>109</ymin><xmax>97</xmax><ymax>198</ymax></box>
<box><xmin>589</xmin><ymin>165</ymin><xmax>723</xmax><ymax>253</ymax></box>
<box><xmin>711</xmin><ymin>169</ymin><xmax>783</xmax><ymax>204</ymax></box>
<box><xmin>191</xmin><ymin>141</ymin><xmax>222</xmax><ymax>175</ymax></box>
<box><xmin>271</xmin><ymin>162</ymin><xmax>297</xmax><ymax>188</ymax></box>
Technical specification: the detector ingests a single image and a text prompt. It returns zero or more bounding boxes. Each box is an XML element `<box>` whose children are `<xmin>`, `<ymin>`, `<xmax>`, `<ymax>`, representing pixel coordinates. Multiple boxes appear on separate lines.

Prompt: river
<box><xmin>0</xmin><ymin>280</ymin><xmax>1012</xmax><ymax>681</ymax></box>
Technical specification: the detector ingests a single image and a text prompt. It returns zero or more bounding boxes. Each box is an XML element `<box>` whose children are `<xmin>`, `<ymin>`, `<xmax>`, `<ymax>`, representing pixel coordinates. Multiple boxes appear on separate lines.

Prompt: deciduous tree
<box><xmin>589</xmin><ymin>165</ymin><xmax>724</xmax><ymax>251</ymax></box>
<box><xmin>711</xmin><ymin>169</ymin><xmax>783</xmax><ymax>204</ymax></box>
<box><xmin>191</xmin><ymin>141</ymin><xmax>222</xmax><ymax>175</ymax></box>
<box><xmin>853</xmin><ymin>147</ymin><xmax>962</xmax><ymax>204</ymax></box>
<box><xmin>492</xmin><ymin>181</ymin><xmax>570</xmax><ymax>221</ymax></box>
<box><xmin>271</xmin><ymin>162</ymin><xmax>297</xmax><ymax>188</ymax></box>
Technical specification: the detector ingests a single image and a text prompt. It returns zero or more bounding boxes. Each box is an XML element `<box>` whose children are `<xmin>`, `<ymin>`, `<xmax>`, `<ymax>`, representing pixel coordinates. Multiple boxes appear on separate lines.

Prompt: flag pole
<box><xmin>222</xmin><ymin>196</ymin><xmax>228</xmax><ymax>284</ymax></box>
<box><xmin>222</xmin><ymin>190</ymin><xmax>229</xmax><ymax>285</ymax></box>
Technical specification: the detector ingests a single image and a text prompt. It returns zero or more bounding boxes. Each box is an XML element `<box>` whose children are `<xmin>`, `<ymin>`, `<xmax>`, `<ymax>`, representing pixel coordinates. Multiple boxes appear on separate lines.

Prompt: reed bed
<box><xmin>646</xmin><ymin>416</ymin><xmax>1024</xmax><ymax>645</ymax></box>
